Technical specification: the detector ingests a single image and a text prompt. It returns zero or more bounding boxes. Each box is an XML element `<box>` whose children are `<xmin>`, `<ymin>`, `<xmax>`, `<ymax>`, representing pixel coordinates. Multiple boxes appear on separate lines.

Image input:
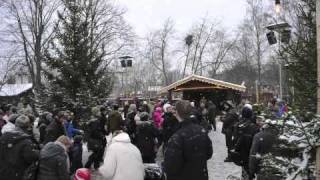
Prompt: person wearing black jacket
<box><xmin>44</xmin><ymin>111</ymin><xmax>67</xmax><ymax>144</ymax></box>
<box><xmin>222</xmin><ymin>108</ymin><xmax>239</xmax><ymax>162</ymax></box>
<box><xmin>249</xmin><ymin>123</ymin><xmax>279</xmax><ymax>180</ymax></box>
<box><xmin>0</xmin><ymin>115</ymin><xmax>40</xmax><ymax>180</ymax></box>
<box><xmin>70</xmin><ymin>135</ymin><xmax>83</xmax><ymax>174</ymax></box>
<box><xmin>164</xmin><ymin>100</ymin><xmax>213</xmax><ymax>180</ymax></box>
<box><xmin>135</xmin><ymin>112</ymin><xmax>160</xmax><ymax>163</ymax></box>
<box><xmin>162</xmin><ymin>104</ymin><xmax>180</xmax><ymax>148</ymax></box>
<box><xmin>233</xmin><ymin>105</ymin><xmax>259</xmax><ymax>180</ymax></box>
<box><xmin>85</xmin><ymin>107</ymin><xmax>107</xmax><ymax>170</ymax></box>
<box><xmin>207</xmin><ymin>101</ymin><xmax>217</xmax><ymax>131</ymax></box>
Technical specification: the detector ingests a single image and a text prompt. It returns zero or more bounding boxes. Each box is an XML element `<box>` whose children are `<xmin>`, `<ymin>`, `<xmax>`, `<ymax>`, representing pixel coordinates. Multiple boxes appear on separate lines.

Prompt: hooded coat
<box><xmin>0</xmin><ymin>129</ymin><xmax>40</xmax><ymax>180</ymax></box>
<box><xmin>153</xmin><ymin>107</ymin><xmax>163</xmax><ymax>129</ymax></box>
<box><xmin>163</xmin><ymin>119</ymin><xmax>213</xmax><ymax>180</ymax></box>
<box><xmin>99</xmin><ymin>133</ymin><xmax>144</xmax><ymax>180</ymax></box>
<box><xmin>37</xmin><ymin>142</ymin><xmax>70</xmax><ymax>180</ymax></box>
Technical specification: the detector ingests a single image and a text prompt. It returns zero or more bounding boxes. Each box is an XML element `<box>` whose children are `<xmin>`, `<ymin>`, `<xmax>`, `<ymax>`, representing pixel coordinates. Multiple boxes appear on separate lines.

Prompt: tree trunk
<box><xmin>182</xmin><ymin>45</ymin><xmax>191</xmax><ymax>78</ymax></box>
<box><xmin>316</xmin><ymin>1</ymin><xmax>320</xmax><ymax>179</ymax></box>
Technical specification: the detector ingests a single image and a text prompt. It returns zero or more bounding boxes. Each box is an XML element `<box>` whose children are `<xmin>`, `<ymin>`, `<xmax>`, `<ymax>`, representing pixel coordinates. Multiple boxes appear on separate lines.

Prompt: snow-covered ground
<box><xmin>207</xmin><ymin>122</ymin><xmax>241</xmax><ymax>180</ymax></box>
<box><xmin>84</xmin><ymin>122</ymin><xmax>241</xmax><ymax>180</ymax></box>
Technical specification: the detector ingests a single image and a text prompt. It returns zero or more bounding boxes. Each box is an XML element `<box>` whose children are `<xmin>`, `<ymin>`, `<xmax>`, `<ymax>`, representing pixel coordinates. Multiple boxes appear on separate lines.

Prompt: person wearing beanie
<box><xmin>163</xmin><ymin>100</ymin><xmax>213</xmax><ymax>180</ymax></box>
<box><xmin>0</xmin><ymin>115</ymin><xmax>40</xmax><ymax>180</ymax></box>
<box><xmin>70</xmin><ymin>135</ymin><xmax>84</xmax><ymax>174</ymax></box>
<box><xmin>232</xmin><ymin>105</ymin><xmax>260</xmax><ymax>180</ymax></box>
<box><xmin>37</xmin><ymin>135</ymin><xmax>71</xmax><ymax>180</ymax></box>
<box><xmin>74</xmin><ymin>168</ymin><xmax>91</xmax><ymax>180</ymax></box>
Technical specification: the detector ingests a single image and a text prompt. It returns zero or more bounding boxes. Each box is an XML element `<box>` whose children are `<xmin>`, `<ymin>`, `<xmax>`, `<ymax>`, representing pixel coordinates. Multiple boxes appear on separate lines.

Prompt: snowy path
<box><xmin>84</xmin><ymin>122</ymin><xmax>241</xmax><ymax>180</ymax></box>
<box><xmin>207</xmin><ymin>122</ymin><xmax>241</xmax><ymax>180</ymax></box>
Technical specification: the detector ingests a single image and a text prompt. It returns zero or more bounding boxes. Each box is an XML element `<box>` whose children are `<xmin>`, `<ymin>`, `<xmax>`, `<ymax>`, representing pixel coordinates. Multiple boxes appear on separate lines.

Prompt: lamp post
<box><xmin>266</xmin><ymin>22</ymin><xmax>291</xmax><ymax>100</ymax></box>
<box><xmin>119</xmin><ymin>56</ymin><xmax>133</xmax><ymax>97</ymax></box>
<box><xmin>266</xmin><ymin>0</ymin><xmax>291</xmax><ymax>101</ymax></box>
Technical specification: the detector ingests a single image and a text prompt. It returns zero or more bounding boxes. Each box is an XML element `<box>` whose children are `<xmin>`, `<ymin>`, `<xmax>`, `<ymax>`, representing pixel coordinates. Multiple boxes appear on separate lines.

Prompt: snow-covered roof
<box><xmin>0</xmin><ymin>83</ymin><xmax>33</xmax><ymax>97</ymax></box>
<box><xmin>160</xmin><ymin>74</ymin><xmax>246</xmax><ymax>93</ymax></box>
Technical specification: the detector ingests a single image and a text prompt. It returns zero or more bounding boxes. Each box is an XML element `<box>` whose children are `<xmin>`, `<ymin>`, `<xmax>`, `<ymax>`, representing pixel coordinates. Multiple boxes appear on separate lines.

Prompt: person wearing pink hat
<box><xmin>74</xmin><ymin>168</ymin><xmax>91</xmax><ymax>180</ymax></box>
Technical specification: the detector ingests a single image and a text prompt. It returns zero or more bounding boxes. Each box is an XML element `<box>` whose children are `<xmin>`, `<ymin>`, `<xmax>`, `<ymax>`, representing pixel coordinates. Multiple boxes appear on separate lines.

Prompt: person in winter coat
<box><xmin>1</xmin><ymin>113</ymin><xmax>19</xmax><ymax>134</ymax></box>
<box><xmin>99</xmin><ymin>131</ymin><xmax>145</xmax><ymax>180</ymax></box>
<box><xmin>162</xmin><ymin>104</ymin><xmax>180</xmax><ymax>148</ymax></box>
<box><xmin>232</xmin><ymin>105</ymin><xmax>260</xmax><ymax>180</ymax></box>
<box><xmin>0</xmin><ymin>115</ymin><xmax>40</xmax><ymax>180</ymax></box>
<box><xmin>99</xmin><ymin>107</ymin><xmax>108</xmax><ymax>135</ymax></box>
<box><xmin>37</xmin><ymin>135</ymin><xmax>72</xmax><ymax>180</ymax></box>
<box><xmin>38</xmin><ymin>112</ymin><xmax>54</xmax><ymax>143</ymax></box>
<box><xmin>153</xmin><ymin>107</ymin><xmax>163</xmax><ymax>129</ymax></box>
<box><xmin>135</xmin><ymin>112</ymin><xmax>160</xmax><ymax>163</ymax></box>
<box><xmin>70</xmin><ymin>135</ymin><xmax>83</xmax><ymax>174</ymax></box>
<box><xmin>190</xmin><ymin>105</ymin><xmax>211</xmax><ymax>133</ymax></box>
<box><xmin>125</xmin><ymin>104</ymin><xmax>137</xmax><ymax>143</ymax></box>
<box><xmin>207</xmin><ymin>101</ymin><xmax>217</xmax><ymax>131</ymax></box>
<box><xmin>249</xmin><ymin>122</ymin><xmax>279</xmax><ymax>180</ymax></box>
<box><xmin>163</xmin><ymin>100</ymin><xmax>213</xmax><ymax>180</ymax></box>
<box><xmin>221</xmin><ymin>107</ymin><xmax>239</xmax><ymax>162</ymax></box>
<box><xmin>44</xmin><ymin>111</ymin><xmax>67</xmax><ymax>144</ymax></box>
<box><xmin>108</xmin><ymin>104</ymin><xmax>123</xmax><ymax>134</ymax></box>
<box><xmin>85</xmin><ymin>107</ymin><xmax>107</xmax><ymax>170</ymax></box>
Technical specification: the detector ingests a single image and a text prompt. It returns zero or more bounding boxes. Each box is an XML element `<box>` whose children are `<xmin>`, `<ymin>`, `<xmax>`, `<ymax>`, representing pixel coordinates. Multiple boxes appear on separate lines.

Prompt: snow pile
<box><xmin>0</xmin><ymin>83</ymin><xmax>32</xmax><ymax>96</ymax></box>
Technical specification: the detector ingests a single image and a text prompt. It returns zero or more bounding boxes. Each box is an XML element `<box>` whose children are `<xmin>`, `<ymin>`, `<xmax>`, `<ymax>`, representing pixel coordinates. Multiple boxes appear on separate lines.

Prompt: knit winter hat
<box><xmin>15</xmin><ymin>115</ymin><xmax>31</xmax><ymax>129</ymax></box>
<box><xmin>140</xmin><ymin>112</ymin><xmax>149</xmax><ymax>121</ymax></box>
<box><xmin>242</xmin><ymin>107</ymin><xmax>253</xmax><ymax>119</ymax></box>
<box><xmin>74</xmin><ymin>168</ymin><xmax>91</xmax><ymax>180</ymax></box>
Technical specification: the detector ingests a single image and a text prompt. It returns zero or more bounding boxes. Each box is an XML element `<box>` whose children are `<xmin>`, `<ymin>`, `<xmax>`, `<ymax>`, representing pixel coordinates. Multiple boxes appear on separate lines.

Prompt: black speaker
<box><xmin>281</xmin><ymin>29</ymin><xmax>291</xmax><ymax>44</ymax></box>
<box><xmin>127</xmin><ymin>60</ymin><xmax>132</xmax><ymax>67</ymax></box>
<box><xmin>120</xmin><ymin>60</ymin><xmax>126</xmax><ymax>67</ymax></box>
<box><xmin>266</xmin><ymin>31</ymin><xmax>277</xmax><ymax>45</ymax></box>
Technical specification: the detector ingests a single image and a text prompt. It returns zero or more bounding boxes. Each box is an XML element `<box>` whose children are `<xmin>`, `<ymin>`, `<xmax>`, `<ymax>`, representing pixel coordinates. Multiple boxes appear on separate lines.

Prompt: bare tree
<box><xmin>0</xmin><ymin>54</ymin><xmax>21</xmax><ymax>90</ymax></box>
<box><xmin>1</xmin><ymin>0</ymin><xmax>60</xmax><ymax>91</ymax></box>
<box><xmin>146</xmin><ymin>18</ymin><xmax>175</xmax><ymax>86</ymax></box>
<box><xmin>244</xmin><ymin>0</ymin><xmax>269</xmax><ymax>101</ymax></box>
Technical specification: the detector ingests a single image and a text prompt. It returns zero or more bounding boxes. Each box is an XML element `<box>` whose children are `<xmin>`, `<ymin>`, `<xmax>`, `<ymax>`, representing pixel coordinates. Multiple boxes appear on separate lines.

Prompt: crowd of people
<box><xmin>0</xmin><ymin>99</ymin><xmax>216</xmax><ymax>180</ymax></box>
<box><xmin>0</xmin><ymin>98</ymin><xmax>281</xmax><ymax>180</ymax></box>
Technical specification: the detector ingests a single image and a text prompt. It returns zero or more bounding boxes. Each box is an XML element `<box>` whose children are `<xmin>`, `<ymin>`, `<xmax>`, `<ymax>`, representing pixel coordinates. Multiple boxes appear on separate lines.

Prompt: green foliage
<box><xmin>45</xmin><ymin>0</ymin><xmax>114</xmax><ymax>109</ymax></box>
<box><xmin>280</xmin><ymin>0</ymin><xmax>316</xmax><ymax>112</ymax></box>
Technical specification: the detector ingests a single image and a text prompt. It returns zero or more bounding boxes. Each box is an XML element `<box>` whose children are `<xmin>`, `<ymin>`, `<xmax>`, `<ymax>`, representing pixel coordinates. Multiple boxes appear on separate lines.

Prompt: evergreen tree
<box><xmin>45</xmin><ymin>0</ymin><xmax>114</xmax><ymax>109</ymax></box>
<box><xmin>280</xmin><ymin>0</ymin><xmax>316</xmax><ymax>112</ymax></box>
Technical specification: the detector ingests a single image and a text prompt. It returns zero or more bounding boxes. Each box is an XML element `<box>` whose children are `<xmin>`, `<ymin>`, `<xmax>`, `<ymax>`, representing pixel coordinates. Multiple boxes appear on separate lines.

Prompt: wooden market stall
<box><xmin>160</xmin><ymin>74</ymin><xmax>246</xmax><ymax>108</ymax></box>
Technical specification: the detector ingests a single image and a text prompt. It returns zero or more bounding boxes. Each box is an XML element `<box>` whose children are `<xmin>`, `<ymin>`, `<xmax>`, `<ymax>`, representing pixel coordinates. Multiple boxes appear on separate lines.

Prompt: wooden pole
<box><xmin>316</xmin><ymin>0</ymin><xmax>320</xmax><ymax>179</ymax></box>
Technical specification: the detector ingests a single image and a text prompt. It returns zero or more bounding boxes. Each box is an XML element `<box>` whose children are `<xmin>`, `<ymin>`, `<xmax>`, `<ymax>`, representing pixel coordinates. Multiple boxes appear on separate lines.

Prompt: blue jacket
<box><xmin>64</xmin><ymin>121</ymin><xmax>81</xmax><ymax>138</ymax></box>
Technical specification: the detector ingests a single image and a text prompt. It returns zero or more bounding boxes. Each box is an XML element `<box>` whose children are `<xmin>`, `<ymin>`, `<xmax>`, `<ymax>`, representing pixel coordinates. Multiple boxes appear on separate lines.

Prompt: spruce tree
<box><xmin>45</xmin><ymin>0</ymin><xmax>113</xmax><ymax>109</ymax></box>
<box><xmin>280</xmin><ymin>0</ymin><xmax>316</xmax><ymax>112</ymax></box>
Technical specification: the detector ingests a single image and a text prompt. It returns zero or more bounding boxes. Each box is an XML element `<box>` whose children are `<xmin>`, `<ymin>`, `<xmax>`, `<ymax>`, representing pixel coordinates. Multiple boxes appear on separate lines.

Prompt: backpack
<box><xmin>0</xmin><ymin>134</ymin><xmax>38</xmax><ymax>179</ymax></box>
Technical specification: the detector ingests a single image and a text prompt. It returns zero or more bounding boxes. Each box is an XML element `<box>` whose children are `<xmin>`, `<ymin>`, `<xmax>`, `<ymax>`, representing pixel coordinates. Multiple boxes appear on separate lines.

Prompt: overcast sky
<box><xmin>115</xmin><ymin>0</ymin><xmax>248</xmax><ymax>37</ymax></box>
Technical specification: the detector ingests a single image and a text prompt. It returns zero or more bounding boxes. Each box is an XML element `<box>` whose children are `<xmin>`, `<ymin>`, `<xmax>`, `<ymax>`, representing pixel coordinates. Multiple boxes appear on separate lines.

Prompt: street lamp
<box><xmin>275</xmin><ymin>0</ymin><xmax>281</xmax><ymax>14</ymax></box>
